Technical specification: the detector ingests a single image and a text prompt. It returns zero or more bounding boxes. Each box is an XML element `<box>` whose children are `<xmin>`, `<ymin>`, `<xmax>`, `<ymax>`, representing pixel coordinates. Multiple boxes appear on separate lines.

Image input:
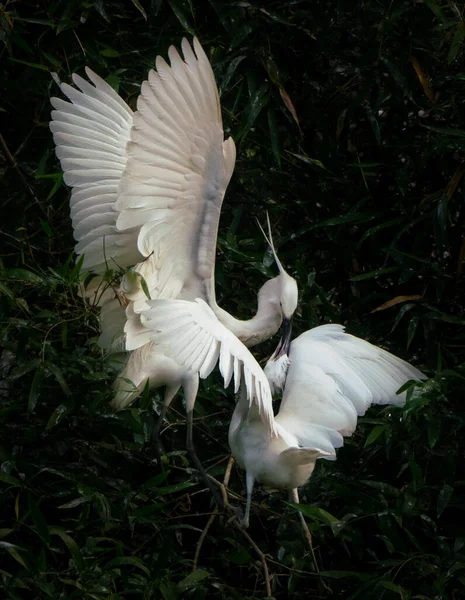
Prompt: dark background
<box><xmin>1</xmin><ymin>1</ymin><xmax>465</xmax><ymax>598</ymax></box>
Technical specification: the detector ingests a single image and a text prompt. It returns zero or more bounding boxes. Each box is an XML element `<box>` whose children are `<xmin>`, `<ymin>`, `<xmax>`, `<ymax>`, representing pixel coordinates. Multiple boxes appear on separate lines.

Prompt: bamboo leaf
<box><xmin>49</xmin><ymin>527</ymin><xmax>84</xmax><ymax>570</ymax></box>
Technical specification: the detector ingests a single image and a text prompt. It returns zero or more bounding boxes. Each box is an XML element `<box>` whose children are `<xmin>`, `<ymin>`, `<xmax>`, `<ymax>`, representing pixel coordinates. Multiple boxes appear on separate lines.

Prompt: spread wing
<box><xmin>140</xmin><ymin>298</ymin><xmax>275</xmax><ymax>435</ymax></box>
<box><xmin>276</xmin><ymin>324</ymin><xmax>424</xmax><ymax>445</ymax></box>
<box><xmin>116</xmin><ymin>38</ymin><xmax>236</xmax><ymax>306</ymax></box>
<box><xmin>50</xmin><ymin>38</ymin><xmax>236</xmax><ymax>351</ymax></box>
<box><xmin>50</xmin><ymin>68</ymin><xmax>139</xmax><ymax>277</ymax></box>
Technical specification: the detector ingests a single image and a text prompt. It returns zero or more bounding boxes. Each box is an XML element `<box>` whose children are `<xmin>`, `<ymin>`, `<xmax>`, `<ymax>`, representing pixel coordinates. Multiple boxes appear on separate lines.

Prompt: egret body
<box><xmin>50</xmin><ymin>39</ymin><xmax>298</xmax><ymax>476</ymax></box>
<box><xmin>229</xmin><ymin>324</ymin><xmax>425</xmax><ymax>527</ymax></box>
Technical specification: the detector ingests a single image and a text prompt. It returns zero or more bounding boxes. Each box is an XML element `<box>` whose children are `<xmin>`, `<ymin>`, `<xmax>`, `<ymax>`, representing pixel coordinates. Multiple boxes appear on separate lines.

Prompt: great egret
<box><xmin>229</xmin><ymin>323</ymin><xmax>425</xmax><ymax>528</ymax></box>
<box><xmin>49</xmin><ymin>38</ymin><xmax>297</xmax><ymax>483</ymax></box>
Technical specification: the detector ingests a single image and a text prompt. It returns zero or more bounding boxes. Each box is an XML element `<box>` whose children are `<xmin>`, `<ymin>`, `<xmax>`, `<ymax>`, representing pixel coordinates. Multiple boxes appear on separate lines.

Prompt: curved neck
<box><xmin>211</xmin><ymin>295</ymin><xmax>282</xmax><ymax>348</ymax></box>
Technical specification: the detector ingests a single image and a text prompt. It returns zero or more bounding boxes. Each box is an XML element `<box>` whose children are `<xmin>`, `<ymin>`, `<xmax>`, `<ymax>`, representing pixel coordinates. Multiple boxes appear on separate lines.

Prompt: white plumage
<box><xmin>229</xmin><ymin>324</ymin><xmax>425</xmax><ymax>527</ymax></box>
<box><xmin>50</xmin><ymin>39</ymin><xmax>298</xmax><ymax>478</ymax></box>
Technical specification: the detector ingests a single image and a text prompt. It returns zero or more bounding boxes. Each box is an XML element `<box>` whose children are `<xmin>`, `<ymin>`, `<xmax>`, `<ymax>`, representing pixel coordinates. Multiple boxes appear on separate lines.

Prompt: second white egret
<box><xmin>229</xmin><ymin>323</ymin><xmax>425</xmax><ymax>528</ymax></box>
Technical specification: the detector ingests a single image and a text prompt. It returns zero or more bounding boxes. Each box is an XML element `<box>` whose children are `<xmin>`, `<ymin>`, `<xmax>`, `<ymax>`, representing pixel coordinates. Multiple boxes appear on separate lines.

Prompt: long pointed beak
<box><xmin>272</xmin><ymin>317</ymin><xmax>292</xmax><ymax>360</ymax></box>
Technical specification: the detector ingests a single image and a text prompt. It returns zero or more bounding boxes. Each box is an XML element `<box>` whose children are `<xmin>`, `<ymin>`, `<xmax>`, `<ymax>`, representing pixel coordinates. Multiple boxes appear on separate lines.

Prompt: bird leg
<box><xmin>242</xmin><ymin>472</ymin><xmax>255</xmax><ymax>528</ymax></box>
<box><xmin>151</xmin><ymin>384</ymin><xmax>180</xmax><ymax>470</ymax></box>
<box><xmin>289</xmin><ymin>488</ymin><xmax>320</xmax><ymax>573</ymax></box>
<box><xmin>184</xmin><ymin>376</ymin><xmax>225</xmax><ymax>508</ymax></box>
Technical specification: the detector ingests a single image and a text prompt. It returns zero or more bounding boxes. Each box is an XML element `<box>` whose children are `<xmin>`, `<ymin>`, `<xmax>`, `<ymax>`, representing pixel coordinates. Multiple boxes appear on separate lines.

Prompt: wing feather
<box><xmin>116</xmin><ymin>38</ymin><xmax>236</xmax><ymax>316</ymax></box>
<box><xmin>276</xmin><ymin>324</ymin><xmax>424</xmax><ymax>446</ymax></box>
<box><xmin>50</xmin><ymin>68</ymin><xmax>139</xmax><ymax>276</ymax></box>
<box><xmin>51</xmin><ymin>39</ymin><xmax>237</xmax><ymax>355</ymax></box>
<box><xmin>141</xmin><ymin>298</ymin><xmax>275</xmax><ymax>434</ymax></box>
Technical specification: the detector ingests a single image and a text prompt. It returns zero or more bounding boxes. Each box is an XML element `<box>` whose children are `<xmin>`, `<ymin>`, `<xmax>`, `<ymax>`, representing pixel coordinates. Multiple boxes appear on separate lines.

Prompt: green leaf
<box><xmin>177</xmin><ymin>569</ymin><xmax>210</xmax><ymax>591</ymax></box>
<box><xmin>28</xmin><ymin>367</ymin><xmax>44</xmax><ymax>415</ymax></box>
<box><xmin>160</xmin><ymin>580</ymin><xmax>179</xmax><ymax>600</ymax></box>
<box><xmin>364</xmin><ymin>425</ymin><xmax>386</xmax><ymax>446</ymax></box>
<box><xmin>239</xmin><ymin>83</ymin><xmax>269</xmax><ymax>141</ymax></box>
<box><xmin>7</xmin><ymin>269</ymin><xmax>43</xmax><ymax>284</ymax></box>
<box><xmin>105</xmin><ymin>556</ymin><xmax>151</xmax><ymax>576</ymax></box>
<box><xmin>428</xmin><ymin>418</ymin><xmax>440</xmax><ymax>449</ymax></box>
<box><xmin>28</xmin><ymin>493</ymin><xmax>50</xmax><ymax>545</ymax></box>
<box><xmin>350</xmin><ymin>266</ymin><xmax>399</xmax><ymax>281</ymax></box>
<box><xmin>40</xmin><ymin>219</ymin><xmax>53</xmax><ymax>238</ymax></box>
<box><xmin>0</xmin><ymin>281</ymin><xmax>14</xmax><ymax>298</ymax></box>
<box><xmin>378</xmin><ymin>580</ymin><xmax>408</xmax><ymax>595</ymax></box>
<box><xmin>422</xmin><ymin>125</ymin><xmax>465</xmax><ymax>137</ymax></box>
<box><xmin>10</xmin><ymin>59</ymin><xmax>49</xmax><ymax>71</ymax></box>
<box><xmin>424</xmin><ymin>0</ymin><xmax>446</xmax><ymax>22</ymax></box>
<box><xmin>358</xmin><ymin>218</ymin><xmax>404</xmax><ymax>245</ymax></box>
<box><xmin>167</xmin><ymin>0</ymin><xmax>195</xmax><ymax>35</ymax></box>
<box><xmin>448</xmin><ymin>23</ymin><xmax>465</xmax><ymax>64</ymax></box>
<box><xmin>130</xmin><ymin>0</ymin><xmax>148</xmax><ymax>20</ymax></box>
<box><xmin>46</xmin><ymin>363</ymin><xmax>71</xmax><ymax>397</ymax></box>
<box><xmin>154</xmin><ymin>482</ymin><xmax>197</xmax><ymax>495</ymax></box>
<box><xmin>100</xmin><ymin>48</ymin><xmax>120</xmax><ymax>57</ymax></box>
<box><xmin>0</xmin><ymin>473</ymin><xmax>21</xmax><ymax>486</ymax></box>
<box><xmin>319</xmin><ymin>570</ymin><xmax>368</xmax><ymax>580</ymax></box>
<box><xmin>139</xmin><ymin>274</ymin><xmax>151</xmax><ymax>300</ymax></box>
<box><xmin>437</xmin><ymin>484</ymin><xmax>453</xmax><ymax>518</ymax></box>
<box><xmin>50</xmin><ymin>527</ymin><xmax>84</xmax><ymax>570</ymax></box>
<box><xmin>0</xmin><ymin>541</ymin><xmax>28</xmax><ymax>569</ymax></box>
<box><xmin>46</xmin><ymin>403</ymin><xmax>73</xmax><ymax>430</ymax></box>
<box><xmin>267</xmin><ymin>107</ymin><xmax>281</xmax><ymax>167</ymax></box>
<box><xmin>219</xmin><ymin>55</ymin><xmax>246</xmax><ymax>96</ymax></box>
<box><xmin>291</xmin><ymin>503</ymin><xmax>339</xmax><ymax>524</ymax></box>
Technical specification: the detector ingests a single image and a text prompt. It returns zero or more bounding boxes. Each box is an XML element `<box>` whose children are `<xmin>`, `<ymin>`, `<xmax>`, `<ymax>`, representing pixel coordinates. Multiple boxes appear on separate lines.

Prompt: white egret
<box><xmin>49</xmin><ymin>38</ymin><xmax>297</xmax><ymax>486</ymax></box>
<box><xmin>229</xmin><ymin>323</ymin><xmax>425</xmax><ymax>528</ymax></box>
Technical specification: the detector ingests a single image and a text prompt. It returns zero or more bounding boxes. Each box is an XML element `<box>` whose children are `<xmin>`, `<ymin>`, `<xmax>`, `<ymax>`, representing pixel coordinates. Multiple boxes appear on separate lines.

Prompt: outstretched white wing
<box><xmin>276</xmin><ymin>324</ymin><xmax>424</xmax><ymax>445</ymax></box>
<box><xmin>116</xmin><ymin>38</ymin><xmax>236</xmax><ymax>305</ymax></box>
<box><xmin>141</xmin><ymin>298</ymin><xmax>275</xmax><ymax>434</ymax></box>
<box><xmin>50</xmin><ymin>68</ymin><xmax>139</xmax><ymax>277</ymax></box>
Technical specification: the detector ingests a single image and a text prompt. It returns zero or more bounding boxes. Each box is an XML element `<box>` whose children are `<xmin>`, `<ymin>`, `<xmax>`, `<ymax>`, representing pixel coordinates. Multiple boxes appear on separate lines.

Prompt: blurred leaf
<box><xmin>177</xmin><ymin>569</ymin><xmax>210</xmax><ymax>591</ymax></box>
<box><xmin>267</xmin><ymin>107</ymin><xmax>281</xmax><ymax>166</ymax></box>
<box><xmin>167</xmin><ymin>0</ymin><xmax>195</xmax><ymax>35</ymax></box>
<box><xmin>410</xmin><ymin>56</ymin><xmax>435</xmax><ymax>103</ymax></box>
<box><xmin>0</xmin><ymin>473</ymin><xmax>21</xmax><ymax>486</ymax></box>
<box><xmin>423</xmin><ymin>125</ymin><xmax>465</xmax><ymax>137</ymax></box>
<box><xmin>46</xmin><ymin>363</ymin><xmax>71</xmax><ymax>397</ymax></box>
<box><xmin>7</xmin><ymin>269</ymin><xmax>43</xmax><ymax>284</ymax></box>
<box><xmin>371</xmin><ymin>295</ymin><xmax>422</xmax><ymax>313</ymax></box>
<box><xmin>291</xmin><ymin>504</ymin><xmax>339</xmax><ymax>525</ymax></box>
<box><xmin>437</xmin><ymin>484</ymin><xmax>453</xmax><ymax>518</ymax></box>
<box><xmin>46</xmin><ymin>403</ymin><xmax>73</xmax><ymax>430</ymax></box>
<box><xmin>239</xmin><ymin>82</ymin><xmax>269</xmax><ymax>141</ymax></box>
<box><xmin>49</xmin><ymin>527</ymin><xmax>84</xmax><ymax>570</ymax></box>
<box><xmin>350</xmin><ymin>266</ymin><xmax>399</xmax><ymax>281</ymax></box>
<box><xmin>448</xmin><ymin>23</ymin><xmax>465</xmax><ymax>64</ymax></box>
<box><xmin>364</xmin><ymin>425</ymin><xmax>386</xmax><ymax>446</ymax></box>
<box><xmin>278</xmin><ymin>86</ymin><xmax>300</xmax><ymax>131</ymax></box>
<box><xmin>105</xmin><ymin>556</ymin><xmax>150</xmax><ymax>576</ymax></box>
<box><xmin>28</xmin><ymin>366</ymin><xmax>43</xmax><ymax>415</ymax></box>
<box><xmin>0</xmin><ymin>541</ymin><xmax>28</xmax><ymax>569</ymax></box>
<box><xmin>130</xmin><ymin>0</ymin><xmax>148</xmax><ymax>20</ymax></box>
<box><xmin>28</xmin><ymin>493</ymin><xmax>50</xmax><ymax>545</ymax></box>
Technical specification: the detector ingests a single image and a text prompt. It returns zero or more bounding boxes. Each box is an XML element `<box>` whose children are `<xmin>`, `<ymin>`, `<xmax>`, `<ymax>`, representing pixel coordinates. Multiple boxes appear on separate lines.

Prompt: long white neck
<box><xmin>206</xmin><ymin>279</ymin><xmax>282</xmax><ymax>348</ymax></box>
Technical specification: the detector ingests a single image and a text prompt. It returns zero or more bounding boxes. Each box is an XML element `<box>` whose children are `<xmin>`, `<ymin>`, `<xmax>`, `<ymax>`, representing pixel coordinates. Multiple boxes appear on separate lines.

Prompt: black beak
<box><xmin>272</xmin><ymin>317</ymin><xmax>293</xmax><ymax>359</ymax></box>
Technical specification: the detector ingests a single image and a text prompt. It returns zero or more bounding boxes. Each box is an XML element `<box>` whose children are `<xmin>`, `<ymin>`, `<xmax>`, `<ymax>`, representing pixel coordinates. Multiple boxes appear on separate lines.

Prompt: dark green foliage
<box><xmin>1</xmin><ymin>0</ymin><xmax>465</xmax><ymax>598</ymax></box>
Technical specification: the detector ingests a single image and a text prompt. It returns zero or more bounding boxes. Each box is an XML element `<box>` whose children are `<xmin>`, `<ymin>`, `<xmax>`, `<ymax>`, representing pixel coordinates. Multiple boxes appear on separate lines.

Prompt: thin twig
<box><xmin>192</xmin><ymin>509</ymin><xmax>217</xmax><ymax>571</ymax></box>
<box><xmin>290</xmin><ymin>489</ymin><xmax>319</xmax><ymax>571</ymax></box>
<box><xmin>290</xmin><ymin>490</ymin><xmax>332</xmax><ymax>594</ymax></box>
<box><xmin>192</xmin><ymin>456</ymin><xmax>235</xmax><ymax>571</ymax></box>
<box><xmin>233</xmin><ymin>522</ymin><xmax>272</xmax><ymax>598</ymax></box>
<box><xmin>0</xmin><ymin>131</ymin><xmax>46</xmax><ymax>214</ymax></box>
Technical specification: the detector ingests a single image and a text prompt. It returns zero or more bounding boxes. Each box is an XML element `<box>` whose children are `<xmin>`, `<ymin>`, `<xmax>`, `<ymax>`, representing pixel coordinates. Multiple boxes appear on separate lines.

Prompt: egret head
<box><xmin>257</xmin><ymin>214</ymin><xmax>298</xmax><ymax>322</ymax></box>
